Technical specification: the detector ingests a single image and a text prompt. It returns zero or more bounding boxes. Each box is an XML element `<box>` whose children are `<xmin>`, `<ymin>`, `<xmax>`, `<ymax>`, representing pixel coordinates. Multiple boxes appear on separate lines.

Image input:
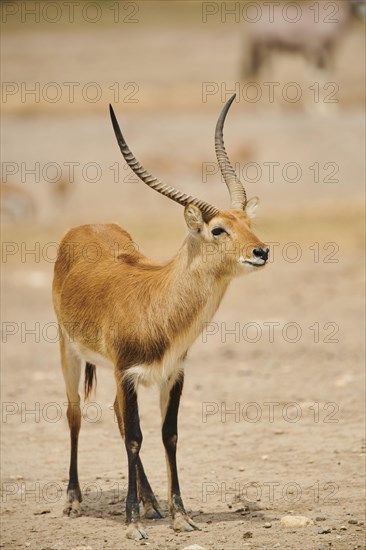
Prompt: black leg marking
<box><xmin>162</xmin><ymin>374</ymin><xmax>183</xmax><ymax>508</ymax></box>
<box><xmin>113</xmin><ymin>396</ymin><xmax>163</xmax><ymax>519</ymax></box>
<box><xmin>162</xmin><ymin>373</ymin><xmax>200</xmax><ymax>532</ymax></box>
<box><xmin>117</xmin><ymin>379</ymin><xmax>148</xmax><ymax>540</ymax></box>
<box><xmin>137</xmin><ymin>459</ymin><xmax>164</xmax><ymax>519</ymax></box>
<box><xmin>68</xmin><ymin>426</ymin><xmax>81</xmax><ymax>499</ymax></box>
<box><xmin>64</xmin><ymin>401</ymin><xmax>82</xmax><ymax>517</ymax></box>
<box><xmin>123</xmin><ymin>384</ymin><xmax>141</xmax><ymax>523</ymax></box>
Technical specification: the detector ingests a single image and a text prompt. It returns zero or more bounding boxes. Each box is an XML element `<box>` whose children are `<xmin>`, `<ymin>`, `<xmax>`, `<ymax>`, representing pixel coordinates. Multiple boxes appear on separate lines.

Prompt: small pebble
<box><xmin>318</xmin><ymin>527</ymin><xmax>331</xmax><ymax>534</ymax></box>
<box><xmin>280</xmin><ymin>515</ymin><xmax>313</xmax><ymax>527</ymax></box>
<box><xmin>316</xmin><ymin>516</ymin><xmax>326</xmax><ymax>521</ymax></box>
<box><xmin>340</xmin><ymin>526</ymin><xmax>347</xmax><ymax>530</ymax></box>
<box><xmin>243</xmin><ymin>531</ymin><xmax>253</xmax><ymax>539</ymax></box>
<box><xmin>263</xmin><ymin>522</ymin><xmax>272</xmax><ymax>528</ymax></box>
<box><xmin>348</xmin><ymin>519</ymin><xmax>358</xmax><ymax>524</ymax></box>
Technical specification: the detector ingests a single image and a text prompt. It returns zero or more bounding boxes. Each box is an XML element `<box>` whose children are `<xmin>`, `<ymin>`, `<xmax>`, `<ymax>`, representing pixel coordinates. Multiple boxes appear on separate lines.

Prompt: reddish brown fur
<box><xmin>53</xmin><ymin>209</ymin><xmax>266</xmax><ymax>375</ymax></box>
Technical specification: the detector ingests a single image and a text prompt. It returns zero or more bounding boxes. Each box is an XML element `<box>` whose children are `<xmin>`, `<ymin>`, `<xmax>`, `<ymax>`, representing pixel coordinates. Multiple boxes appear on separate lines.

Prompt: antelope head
<box><xmin>109</xmin><ymin>94</ymin><xmax>269</xmax><ymax>278</ymax></box>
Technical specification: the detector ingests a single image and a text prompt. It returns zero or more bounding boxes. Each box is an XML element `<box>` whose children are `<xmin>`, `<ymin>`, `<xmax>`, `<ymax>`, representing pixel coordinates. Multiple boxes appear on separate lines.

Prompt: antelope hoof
<box><xmin>144</xmin><ymin>500</ymin><xmax>165</xmax><ymax>519</ymax></box>
<box><xmin>173</xmin><ymin>512</ymin><xmax>200</xmax><ymax>532</ymax></box>
<box><xmin>63</xmin><ymin>499</ymin><xmax>81</xmax><ymax>518</ymax></box>
<box><xmin>126</xmin><ymin>522</ymin><xmax>148</xmax><ymax>540</ymax></box>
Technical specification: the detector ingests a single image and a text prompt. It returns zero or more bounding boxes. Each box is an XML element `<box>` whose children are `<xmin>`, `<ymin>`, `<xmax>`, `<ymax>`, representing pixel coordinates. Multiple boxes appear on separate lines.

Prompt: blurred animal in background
<box><xmin>352</xmin><ymin>0</ymin><xmax>366</xmax><ymax>19</ymax></box>
<box><xmin>241</xmin><ymin>0</ymin><xmax>364</xmax><ymax>80</ymax></box>
<box><xmin>51</xmin><ymin>176</ymin><xmax>73</xmax><ymax>205</ymax></box>
<box><xmin>1</xmin><ymin>175</ymin><xmax>73</xmax><ymax>227</ymax></box>
<box><xmin>0</xmin><ymin>182</ymin><xmax>36</xmax><ymax>225</ymax></box>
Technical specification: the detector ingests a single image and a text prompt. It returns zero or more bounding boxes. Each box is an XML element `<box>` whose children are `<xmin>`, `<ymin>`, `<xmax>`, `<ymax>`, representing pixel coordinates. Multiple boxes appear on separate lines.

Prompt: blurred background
<box><xmin>1</xmin><ymin>2</ymin><xmax>365</xmax><ymax>549</ymax></box>
<box><xmin>2</xmin><ymin>0</ymin><xmax>365</xmax><ymax>236</ymax></box>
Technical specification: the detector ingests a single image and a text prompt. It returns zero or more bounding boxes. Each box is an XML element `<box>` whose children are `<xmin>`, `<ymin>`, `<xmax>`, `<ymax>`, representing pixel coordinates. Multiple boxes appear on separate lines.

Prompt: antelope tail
<box><xmin>84</xmin><ymin>362</ymin><xmax>97</xmax><ymax>400</ymax></box>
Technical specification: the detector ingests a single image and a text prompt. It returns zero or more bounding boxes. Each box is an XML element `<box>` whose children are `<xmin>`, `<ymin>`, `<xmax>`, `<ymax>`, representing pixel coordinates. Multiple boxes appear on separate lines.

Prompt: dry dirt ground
<box><xmin>1</xmin><ymin>3</ymin><xmax>365</xmax><ymax>550</ymax></box>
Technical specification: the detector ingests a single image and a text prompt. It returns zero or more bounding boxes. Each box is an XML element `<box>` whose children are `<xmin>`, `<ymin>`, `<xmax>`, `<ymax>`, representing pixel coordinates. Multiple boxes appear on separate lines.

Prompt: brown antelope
<box><xmin>53</xmin><ymin>94</ymin><xmax>269</xmax><ymax>540</ymax></box>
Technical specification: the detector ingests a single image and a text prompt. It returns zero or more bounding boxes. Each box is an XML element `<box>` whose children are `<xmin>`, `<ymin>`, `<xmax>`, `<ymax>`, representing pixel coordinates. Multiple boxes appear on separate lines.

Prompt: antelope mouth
<box><xmin>241</xmin><ymin>258</ymin><xmax>266</xmax><ymax>267</ymax></box>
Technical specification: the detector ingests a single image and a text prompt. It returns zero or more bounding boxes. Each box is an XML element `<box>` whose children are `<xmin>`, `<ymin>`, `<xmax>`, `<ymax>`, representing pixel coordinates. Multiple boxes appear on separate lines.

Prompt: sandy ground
<box><xmin>1</xmin><ymin>3</ymin><xmax>365</xmax><ymax>550</ymax></box>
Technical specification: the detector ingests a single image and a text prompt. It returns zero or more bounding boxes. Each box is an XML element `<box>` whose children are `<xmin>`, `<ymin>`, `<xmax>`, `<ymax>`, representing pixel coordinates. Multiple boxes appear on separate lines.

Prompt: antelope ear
<box><xmin>184</xmin><ymin>203</ymin><xmax>204</xmax><ymax>234</ymax></box>
<box><xmin>245</xmin><ymin>196</ymin><xmax>260</xmax><ymax>219</ymax></box>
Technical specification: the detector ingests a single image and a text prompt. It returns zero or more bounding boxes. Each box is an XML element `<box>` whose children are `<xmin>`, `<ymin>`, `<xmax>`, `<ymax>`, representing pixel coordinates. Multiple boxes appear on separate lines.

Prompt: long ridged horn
<box><xmin>215</xmin><ymin>94</ymin><xmax>247</xmax><ymax>209</ymax></box>
<box><xmin>109</xmin><ymin>105</ymin><xmax>219</xmax><ymax>222</ymax></box>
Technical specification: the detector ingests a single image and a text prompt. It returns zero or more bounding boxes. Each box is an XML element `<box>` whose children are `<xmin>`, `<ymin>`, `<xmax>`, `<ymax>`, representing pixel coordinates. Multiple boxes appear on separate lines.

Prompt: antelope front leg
<box><xmin>116</xmin><ymin>376</ymin><xmax>148</xmax><ymax>541</ymax></box>
<box><xmin>160</xmin><ymin>372</ymin><xmax>200</xmax><ymax>532</ymax></box>
<box><xmin>113</xmin><ymin>396</ymin><xmax>164</xmax><ymax>520</ymax></box>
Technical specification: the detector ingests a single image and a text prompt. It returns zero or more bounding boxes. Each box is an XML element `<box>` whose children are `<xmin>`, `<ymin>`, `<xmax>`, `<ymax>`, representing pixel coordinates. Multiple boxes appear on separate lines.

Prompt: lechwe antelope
<box><xmin>53</xmin><ymin>94</ymin><xmax>269</xmax><ymax>540</ymax></box>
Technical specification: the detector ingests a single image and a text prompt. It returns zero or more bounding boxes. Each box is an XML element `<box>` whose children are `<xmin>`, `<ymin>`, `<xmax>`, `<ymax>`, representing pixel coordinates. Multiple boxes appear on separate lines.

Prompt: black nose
<box><xmin>253</xmin><ymin>247</ymin><xmax>269</xmax><ymax>261</ymax></box>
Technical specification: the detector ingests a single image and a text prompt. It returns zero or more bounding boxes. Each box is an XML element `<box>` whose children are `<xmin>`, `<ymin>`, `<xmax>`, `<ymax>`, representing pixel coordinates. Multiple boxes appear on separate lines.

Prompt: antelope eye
<box><xmin>211</xmin><ymin>227</ymin><xmax>226</xmax><ymax>236</ymax></box>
